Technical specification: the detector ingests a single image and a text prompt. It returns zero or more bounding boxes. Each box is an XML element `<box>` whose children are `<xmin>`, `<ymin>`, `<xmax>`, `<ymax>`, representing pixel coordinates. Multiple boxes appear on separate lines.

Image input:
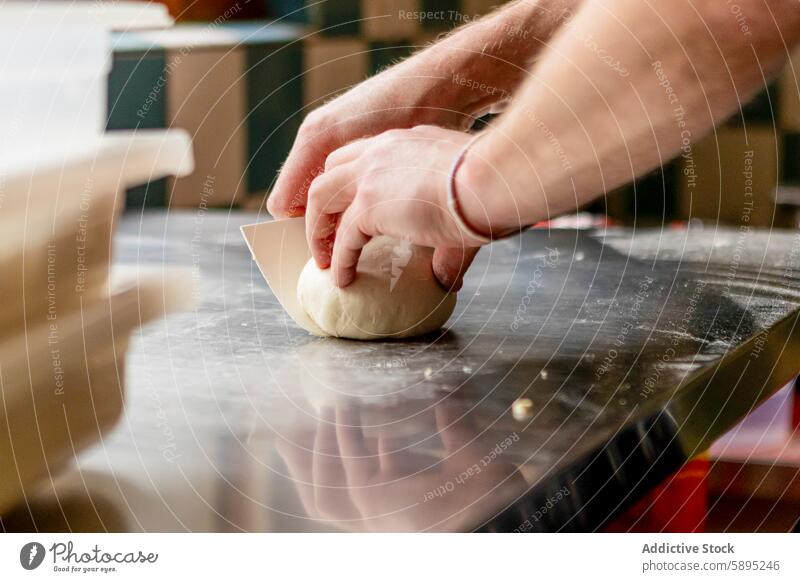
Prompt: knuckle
<box><xmin>324</xmin><ymin>150</ymin><xmax>344</xmax><ymax>172</ymax></box>
<box><xmin>348</xmin><ymin>202</ymin><xmax>372</xmax><ymax>229</ymax></box>
<box><xmin>374</xmin><ymin>137</ymin><xmax>398</xmax><ymax>153</ymax></box>
<box><xmin>299</xmin><ymin>109</ymin><xmax>336</xmax><ymax>146</ymax></box>
<box><xmin>307</xmin><ymin>175</ymin><xmax>325</xmax><ymax>202</ymax></box>
<box><xmin>349</xmin><ymin>187</ymin><xmax>370</xmax><ymax>209</ymax></box>
<box><xmin>382</xmin><ymin>128</ymin><xmax>404</xmax><ymax>139</ymax></box>
<box><xmin>299</xmin><ymin>110</ymin><xmax>324</xmax><ymax>134</ymax></box>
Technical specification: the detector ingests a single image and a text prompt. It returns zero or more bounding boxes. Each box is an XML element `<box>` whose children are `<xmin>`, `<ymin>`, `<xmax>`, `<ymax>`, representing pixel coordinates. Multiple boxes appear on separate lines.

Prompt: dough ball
<box><xmin>297</xmin><ymin>237</ymin><xmax>456</xmax><ymax>340</ymax></box>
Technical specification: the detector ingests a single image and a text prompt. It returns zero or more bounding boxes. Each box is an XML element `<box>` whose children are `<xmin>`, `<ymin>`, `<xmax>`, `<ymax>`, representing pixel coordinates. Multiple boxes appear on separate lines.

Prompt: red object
<box><xmin>605</xmin><ymin>456</ymin><xmax>710</xmax><ymax>532</ymax></box>
<box><xmin>153</xmin><ymin>0</ymin><xmax>265</xmax><ymax>21</ymax></box>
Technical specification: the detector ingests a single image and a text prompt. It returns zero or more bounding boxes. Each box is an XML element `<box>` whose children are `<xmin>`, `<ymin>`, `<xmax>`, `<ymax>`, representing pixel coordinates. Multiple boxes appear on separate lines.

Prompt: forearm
<box><xmin>388</xmin><ymin>0</ymin><xmax>582</xmax><ymax>120</ymax></box>
<box><xmin>269</xmin><ymin>0</ymin><xmax>580</xmax><ymax>217</ymax></box>
<box><xmin>461</xmin><ymin>0</ymin><xmax>800</xmax><ymax>232</ymax></box>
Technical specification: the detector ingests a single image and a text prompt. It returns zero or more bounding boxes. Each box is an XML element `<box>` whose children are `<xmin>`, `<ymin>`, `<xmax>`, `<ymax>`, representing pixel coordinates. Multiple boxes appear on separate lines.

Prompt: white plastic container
<box><xmin>0</xmin><ymin>72</ymin><xmax>109</xmax><ymax>164</ymax></box>
<box><xmin>0</xmin><ymin>4</ymin><xmax>109</xmax><ymax>163</ymax></box>
<box><xmin>0</xmin><ymin>2</ymin><xmax>173</xmax><ymax>164</ymax></box>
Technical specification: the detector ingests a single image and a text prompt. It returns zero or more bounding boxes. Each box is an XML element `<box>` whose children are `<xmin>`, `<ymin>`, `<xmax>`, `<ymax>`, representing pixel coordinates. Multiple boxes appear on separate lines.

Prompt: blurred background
<box><xmin>3</xmin><ymin>0</ymin><xmax>799</xmax><ymax>534</ymax></box>
<box><xmin>114</xmin><ymin>0</ymin><xmax>800</xmax><ymax>231</ymax></box>
<box><xmin>112</xmin><ymin>0</ymin><xmax>503</xmax><ymax>209</ymax></box>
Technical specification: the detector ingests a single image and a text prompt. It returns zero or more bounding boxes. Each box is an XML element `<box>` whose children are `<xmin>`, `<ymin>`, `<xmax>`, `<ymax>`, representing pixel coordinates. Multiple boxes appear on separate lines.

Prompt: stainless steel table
<box><xmin>5</xmin><ymin>210</ymin><xmax>800</xmax><ymax>532</ymax></box>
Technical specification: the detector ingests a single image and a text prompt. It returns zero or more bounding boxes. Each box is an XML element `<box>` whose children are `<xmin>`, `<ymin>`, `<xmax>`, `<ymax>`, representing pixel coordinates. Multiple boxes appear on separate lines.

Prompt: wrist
<box><xmin>445</xmin><ymin>134</ymin><xmax>492</xmax><ymax>245</ymax></box>
<box><xmin>455</xmin><ymin>131</ymin><xmax>529</xmax><ymax>238</ymax></box>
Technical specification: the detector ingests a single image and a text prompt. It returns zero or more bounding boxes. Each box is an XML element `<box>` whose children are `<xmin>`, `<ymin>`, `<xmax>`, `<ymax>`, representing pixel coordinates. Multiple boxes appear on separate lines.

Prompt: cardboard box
<box><xmin>303</xmin><ymin>37</ymin><xmax>368</xmax><ymax>108</ymax></box>
<box><xmin>265</xmin><ymin>0</ymin><xmax>502</xmax><ymax>38</ymax></box>
<box><xmin>110</xmin><ymin>23</ymin><xmax>305</xmax><ymax>207</ymax></box>
<box><xmin>166</xmin><ymin>46</ymin><xmax>247</xmax><ymax>207</ymax></box>
<box><xmin>678</xmin><ymin>127</ymin><xmax>780</xmax><ymax>227</ymax></box>
<box><xmin>780</xmin><ymin>48</ymin><xmax>800</xmax><ymax>132</ymax></box>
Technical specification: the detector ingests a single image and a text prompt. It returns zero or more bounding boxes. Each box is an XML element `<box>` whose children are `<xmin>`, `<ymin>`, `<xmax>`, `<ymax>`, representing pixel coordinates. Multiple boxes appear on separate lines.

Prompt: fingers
<box><xmin>377</xmin><ymin>435</ymin><xmax>412</xmax><ymax>476</ymax></box>
<box><xmin>435</xmin><ymin>401</ymin><xmax>477</xmax><ymax>454</ymax></box>
<box><xmin>312</xmin><ymin>406</ymin><xmax>345</xmax><ymax>486</ymax></box>
<box><xmin>268</xmin><ymin>134</ymin><xmax>328</xmax><ymax>219</ymax></box>
<box><xmin>306</xmin><ymin>165</ymin><xmax>356</xmax><ymax>268</ymax></box>
<box><xmin>305</xmin><ymin>138</ymin><xmax>372</xmax><ymax>268</ymax></box>
<box><xmin>432</xmin><ymin>246</ymin><xmax>481</xmax><ymax>292</ymax></box>
<box><xmin>336</xmin><ymin>404</ymin><xmax>375</xmax><ymax>485</ymax></box>
<box><xmin>331</xmin><ymin>207</ymin><xmax>372</xmax><ymax>288</ymax></box>
<box><xmin>274</xmin><ymin>433</ymin><xmax>316</xmax><ymax>515</ymax></box>
<box><xmin>324</xmin><ymin>137</ymin><xmax>370</xmax><ymax>171</ymax></box>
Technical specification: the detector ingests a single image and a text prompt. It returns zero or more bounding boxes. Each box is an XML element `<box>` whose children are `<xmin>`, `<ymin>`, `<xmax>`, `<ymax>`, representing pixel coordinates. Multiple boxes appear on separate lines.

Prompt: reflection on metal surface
<box><xmin>4</xmin><ymin>213</ymin><xmax>798</xmax><ymax>532</ymax></box>
<box><xmin>272</xmin><ymin>397</ymin><xmax>528</xmax><ymax>532</ymax></box>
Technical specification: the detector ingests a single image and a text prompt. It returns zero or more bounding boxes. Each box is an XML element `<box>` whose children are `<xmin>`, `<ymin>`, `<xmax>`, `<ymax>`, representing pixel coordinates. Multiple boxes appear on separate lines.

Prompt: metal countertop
<box><xmin>6</xmin><ymin>210</ymin><xmax>800</xmax><ymax>532</ymax></box>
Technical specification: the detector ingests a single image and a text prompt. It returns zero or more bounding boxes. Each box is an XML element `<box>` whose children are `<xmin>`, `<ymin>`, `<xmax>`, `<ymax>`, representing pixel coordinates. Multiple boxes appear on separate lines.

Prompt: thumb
<box><xmin>432</xmin><ymin>246</ymin><xmax>481</xmax><ymax>293</ymax></box>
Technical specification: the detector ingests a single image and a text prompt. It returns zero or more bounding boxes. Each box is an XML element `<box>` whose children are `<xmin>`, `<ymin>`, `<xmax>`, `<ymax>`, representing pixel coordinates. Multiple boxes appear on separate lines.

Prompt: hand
<box><xmin>266</xmin><ymin>56</ymin><xmax>472</xmax><ymax>220</ymax></box>
<box><xmin>305</xmin><ymin>125</ymin><xmax>487</xmax><ymax>290</ymax></box>
<box><xmin>265</xmin><ymin>0</ymin><xmax>547</xmax><ymax>221</ymax></box>
<box><xmin>275</xmin><ymin>400</ymin><xmax>527</xmax><ymax>532</ymax></box>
